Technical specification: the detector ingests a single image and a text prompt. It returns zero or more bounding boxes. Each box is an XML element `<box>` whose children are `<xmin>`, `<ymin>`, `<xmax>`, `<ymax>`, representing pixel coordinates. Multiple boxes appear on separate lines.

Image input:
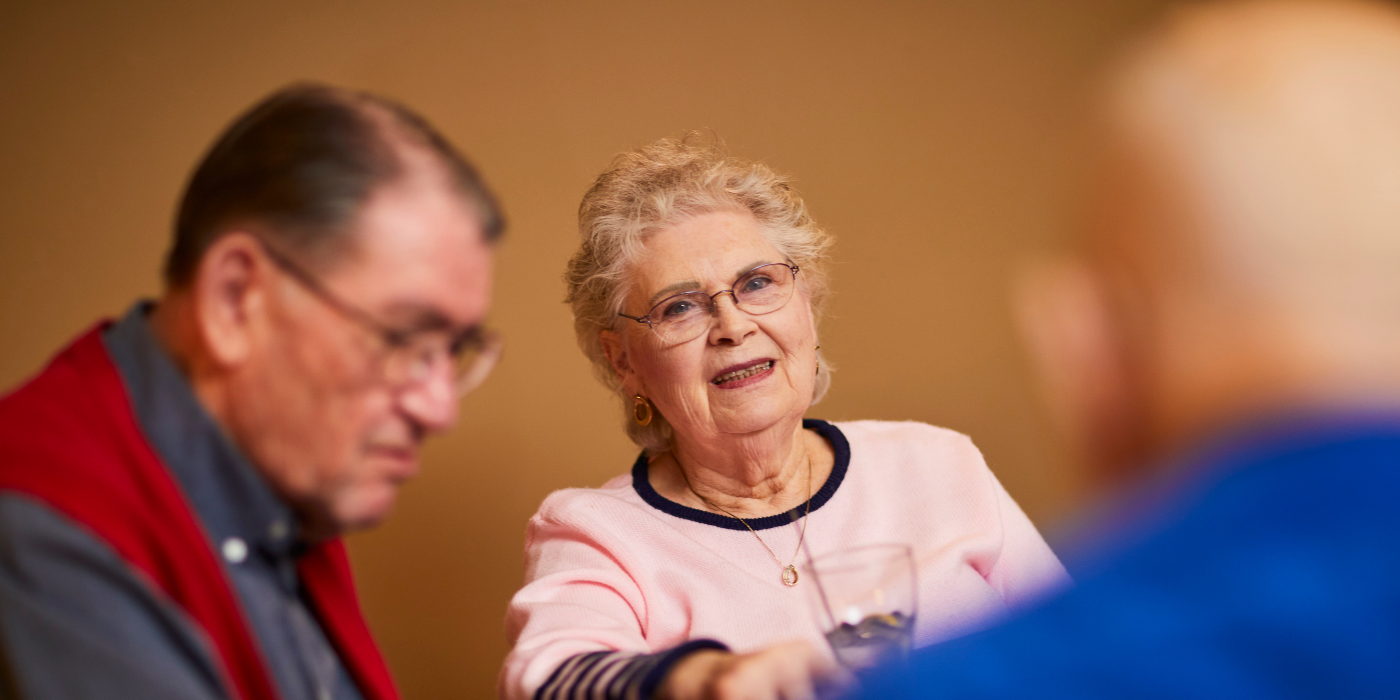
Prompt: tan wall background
<box><xmin>1</xmin><ymin>1</ymin><xmax>1169</xmax><ymax>696</ymax></box>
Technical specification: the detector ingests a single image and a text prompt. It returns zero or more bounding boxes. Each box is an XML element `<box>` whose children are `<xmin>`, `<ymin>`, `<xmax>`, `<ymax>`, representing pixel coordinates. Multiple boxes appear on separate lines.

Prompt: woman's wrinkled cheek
<box><xmin>662</xmin><ymin>360</ymin><xmax>713</xmax><ymax>426</ymax></box>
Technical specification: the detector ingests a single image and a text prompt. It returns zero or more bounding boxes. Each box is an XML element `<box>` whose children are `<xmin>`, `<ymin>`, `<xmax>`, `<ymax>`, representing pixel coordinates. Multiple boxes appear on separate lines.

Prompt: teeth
<box><xmin>714</xmin><ymin>361</ymin><xmax>773</xmax><ymax>385</ymax></box>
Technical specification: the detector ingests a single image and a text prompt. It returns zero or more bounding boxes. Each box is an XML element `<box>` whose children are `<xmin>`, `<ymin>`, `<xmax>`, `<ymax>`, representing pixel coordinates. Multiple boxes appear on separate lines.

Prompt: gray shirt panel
<box><xmin>0</xmin><ymin>495</ymin><xmax>226</xmax><ymax>700</ymax></box>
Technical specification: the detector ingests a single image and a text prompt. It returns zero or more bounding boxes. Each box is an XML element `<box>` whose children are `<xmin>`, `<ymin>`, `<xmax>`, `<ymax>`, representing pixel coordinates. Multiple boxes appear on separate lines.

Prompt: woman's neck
<box><xmin>652</xmin><ymin>420</ymin><xmax>834</xmax><ymax>518</ymax></box>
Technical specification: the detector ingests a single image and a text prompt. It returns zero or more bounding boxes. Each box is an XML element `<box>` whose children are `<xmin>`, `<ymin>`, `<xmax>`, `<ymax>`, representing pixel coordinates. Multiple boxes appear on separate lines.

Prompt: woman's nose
<box><xmin>708</xmin><ymin>293</ymin><xmax>757</xmax><ymax>345</ymax></box>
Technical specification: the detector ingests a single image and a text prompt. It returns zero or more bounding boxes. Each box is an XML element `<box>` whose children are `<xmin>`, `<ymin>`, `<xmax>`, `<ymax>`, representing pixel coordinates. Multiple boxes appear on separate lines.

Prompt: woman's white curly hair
<box><xmin>564</xmin><ymin>135</ymin><xmax>835</xmax><ymax>452</ymax></box>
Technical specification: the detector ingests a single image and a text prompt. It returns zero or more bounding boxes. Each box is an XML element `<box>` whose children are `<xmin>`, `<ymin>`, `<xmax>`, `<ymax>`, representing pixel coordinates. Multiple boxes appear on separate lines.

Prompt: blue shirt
<box><xmin>854</xmin><ymin>416</ymin><xmax>1400</xmax><ymax>699</ymax></box>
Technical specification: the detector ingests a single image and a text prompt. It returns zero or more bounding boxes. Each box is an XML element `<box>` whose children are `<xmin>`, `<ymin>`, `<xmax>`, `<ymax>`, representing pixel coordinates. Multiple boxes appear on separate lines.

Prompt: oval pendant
<box><xmin>781</xmin><ymin>565</ymin><xmax>799</xmax><ymax>587</ymax></box>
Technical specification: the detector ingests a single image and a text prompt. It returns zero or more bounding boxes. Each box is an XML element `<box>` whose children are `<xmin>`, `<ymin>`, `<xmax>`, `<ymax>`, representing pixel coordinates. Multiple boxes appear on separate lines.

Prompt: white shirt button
<box><xmin>221</xmin><ymin>537</ymin><xmax>248</xmax><ymax>564</ymax></box>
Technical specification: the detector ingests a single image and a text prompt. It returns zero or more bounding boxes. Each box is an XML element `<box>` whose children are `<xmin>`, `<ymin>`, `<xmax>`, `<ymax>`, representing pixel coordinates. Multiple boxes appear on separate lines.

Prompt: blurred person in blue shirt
<box><xmin>855</xmin><ymin>0</ymin><xmax>1400</xmax><ymax>697</ymax></box>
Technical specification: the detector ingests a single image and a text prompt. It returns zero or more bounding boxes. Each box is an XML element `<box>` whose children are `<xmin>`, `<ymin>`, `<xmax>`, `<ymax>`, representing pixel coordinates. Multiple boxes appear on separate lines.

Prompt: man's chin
<box><xmin>332</xmin><ymin>492</ymin><xmax>399</xmax><ymax>534</ymax></box>
<box><xmin>311</xmin><ymin>452</ymin><xmax>417</xmax><ymax>536</ymax></box>
<box><xmin>317</xmin><ymin>472</ymin><xmax>405</xmax><ymax>533</ymax></box>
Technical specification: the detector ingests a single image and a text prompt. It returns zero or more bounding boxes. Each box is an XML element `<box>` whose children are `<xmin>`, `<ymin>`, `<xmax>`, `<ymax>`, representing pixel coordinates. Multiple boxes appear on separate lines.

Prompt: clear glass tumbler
<box><xmin>801</xmin><ymin>543</ymin><xmax>918</xmax><ymax>670</ymax></box>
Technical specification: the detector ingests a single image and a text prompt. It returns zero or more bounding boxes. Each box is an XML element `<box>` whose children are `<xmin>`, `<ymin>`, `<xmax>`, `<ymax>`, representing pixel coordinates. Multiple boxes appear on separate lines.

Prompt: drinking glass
<box><xmin>801</xmin><ymin>543</ymin><xmax>918</xmax><ymax>670</ymax></box>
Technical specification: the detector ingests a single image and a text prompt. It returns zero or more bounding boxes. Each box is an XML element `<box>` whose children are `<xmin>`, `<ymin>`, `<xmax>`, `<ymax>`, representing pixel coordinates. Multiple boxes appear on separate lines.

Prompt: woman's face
<box><xmin>602</xmin><ymin>210</ymin><xmax>819</xmax><ymax>444</ymax></box>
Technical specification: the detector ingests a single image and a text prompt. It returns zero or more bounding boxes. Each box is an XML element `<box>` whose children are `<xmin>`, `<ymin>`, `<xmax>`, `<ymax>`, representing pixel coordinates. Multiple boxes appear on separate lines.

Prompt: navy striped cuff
<box><xmin>535</xmin><ymin>639</ymin><xmax>729</xmax><ymax>700</ymax></box>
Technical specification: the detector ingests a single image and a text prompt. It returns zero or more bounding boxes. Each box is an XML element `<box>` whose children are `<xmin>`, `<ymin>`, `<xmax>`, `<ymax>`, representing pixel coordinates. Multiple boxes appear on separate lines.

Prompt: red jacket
<box><xmin>0</xmin><ymin>325</ymin><xmax>400</xmax><ymax>700</ymax></box>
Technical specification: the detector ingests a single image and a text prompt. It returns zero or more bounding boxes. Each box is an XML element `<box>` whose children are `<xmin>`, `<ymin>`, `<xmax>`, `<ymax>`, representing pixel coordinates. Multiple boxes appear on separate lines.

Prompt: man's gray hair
<box><xmin>166</xmin><ymin>82</ymin><xmax>503</xmax><ymax>286</ymax></box>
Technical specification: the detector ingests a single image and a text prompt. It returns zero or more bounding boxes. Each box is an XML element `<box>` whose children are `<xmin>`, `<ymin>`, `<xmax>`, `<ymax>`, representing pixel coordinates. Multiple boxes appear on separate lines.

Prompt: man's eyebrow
<box><xmin>643</xmin><ymin>261</ymin><xmax>777</xmax><ymax>307</ymax></box>
<box><xmin>380</xmin><ymin>303</ymin><xmax>472</xmax><ymax>333</ymax></box>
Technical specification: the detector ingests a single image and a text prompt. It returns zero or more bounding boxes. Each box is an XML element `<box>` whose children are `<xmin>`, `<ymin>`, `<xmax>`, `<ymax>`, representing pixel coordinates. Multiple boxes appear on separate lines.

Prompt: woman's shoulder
<box><xmin>827</xmin><ymin>419</ymin><xmax>989</xmax><ymax>479</ymax></box>
<box><xmin>532</xmin><ymin>472</ymin><xmax>631</xmax><ymax>516</ymax></box>
<box><xmin>829</xmin><ymin>419</ymin><xmax>978</xmax><ymax>452</ymax></box>
<box><xmin>526</xmin><ymin>463</ymin><xmax>665</xmax><ymax>534</ymax></box>
<box><xmin>828</xmin><ymin>419</ymin><xmax>1005</xmax><ymax>522</ymax></box>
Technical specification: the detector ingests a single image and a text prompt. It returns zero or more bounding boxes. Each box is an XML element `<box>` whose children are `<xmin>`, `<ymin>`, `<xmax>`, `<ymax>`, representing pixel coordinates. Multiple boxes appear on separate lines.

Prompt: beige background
<box><xmin>1</xmin><ymin>1</ymin><xmax>1169</xmax><ymax>696</ymax></box>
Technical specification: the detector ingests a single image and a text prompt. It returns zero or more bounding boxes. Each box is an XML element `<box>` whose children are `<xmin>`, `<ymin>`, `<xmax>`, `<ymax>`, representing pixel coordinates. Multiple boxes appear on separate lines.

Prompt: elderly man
<box><xmin>0</xmin><ymin>85</ymin><xmax>502</xmax><ymax>700</ymax></box>
<box><xmin>856</xmin><ymin>0</ymin><xmax>1400</xmax><ymax>697</ymax></box>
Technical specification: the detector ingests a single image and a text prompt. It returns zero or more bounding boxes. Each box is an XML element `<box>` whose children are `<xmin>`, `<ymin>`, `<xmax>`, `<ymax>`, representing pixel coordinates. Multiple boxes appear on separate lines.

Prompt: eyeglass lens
<box><xmin>453</xmin><ymin>331</ymin><xmax>502</xmax><ymax>396</ymax></box>
<box><xmin>383</xmin><ymin>330</ymin><xmax>502</xmax><ymax>397</ymax></box>
<box><xmin>646</xmin><ymin>263</ymin><xmax>796</xmax><ymax>344</ymax></box>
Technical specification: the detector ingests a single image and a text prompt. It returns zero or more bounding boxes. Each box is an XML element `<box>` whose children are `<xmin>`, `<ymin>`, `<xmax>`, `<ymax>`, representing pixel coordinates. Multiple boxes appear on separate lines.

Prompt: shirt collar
<box><xmin>102</xmin><ymin>301</ymin><xmax>301</xmax><ymax>561</ymax></box>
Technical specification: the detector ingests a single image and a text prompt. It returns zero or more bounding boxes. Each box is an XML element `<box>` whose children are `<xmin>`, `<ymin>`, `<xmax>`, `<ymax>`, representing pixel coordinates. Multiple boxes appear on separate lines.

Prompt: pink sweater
<box><xmin>501</xmin><ymin>420</ymin><xmax>1069</xmax><ymax>700</ymax></box>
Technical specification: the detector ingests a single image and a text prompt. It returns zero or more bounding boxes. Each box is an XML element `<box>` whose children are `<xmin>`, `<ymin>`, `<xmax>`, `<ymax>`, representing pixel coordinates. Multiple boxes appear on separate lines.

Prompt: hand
<box><xmin>658</xmin><ymin>640</ymin><xmax>855</xmax><ymax>700</ymax></box>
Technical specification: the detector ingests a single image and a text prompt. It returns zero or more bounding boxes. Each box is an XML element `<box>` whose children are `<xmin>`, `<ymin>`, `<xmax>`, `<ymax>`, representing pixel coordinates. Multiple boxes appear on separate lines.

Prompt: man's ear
<box><xmin>599</xmin><ymin>329</ymin><xmax>639</xmax><ymax>394</ymax></box>
<box><xmin>1014</xmin><ymin>256</ymin><xmax>1140</xmax><ymax>479</ymax></box>
<box><xmin>191</xmin><ymin>232</ymin><xmax>271</xmax><ymax>369</ymax></box>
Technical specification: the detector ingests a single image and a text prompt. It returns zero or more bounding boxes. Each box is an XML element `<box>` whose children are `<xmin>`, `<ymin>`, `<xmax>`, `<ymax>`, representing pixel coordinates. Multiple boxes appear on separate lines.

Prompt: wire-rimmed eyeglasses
<box><xmin>618</xmin><ymin>262</ymin><xmax>800</xmax><ymax>345</ymax></box>
<box><xmin>256</xmin><ymin>238</ymin><xmax>501</xmax><ymax>397</ymax></box>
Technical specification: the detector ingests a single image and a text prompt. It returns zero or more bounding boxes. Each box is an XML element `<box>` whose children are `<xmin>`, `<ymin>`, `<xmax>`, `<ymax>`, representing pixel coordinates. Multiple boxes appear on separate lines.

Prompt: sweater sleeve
<box><xmin>499</xmin><ymin>492</ymin><xmax>726</xmax><ymax>700</ymax></box>
<box><xmin>983</xmin><ymin>472</ymin><xmax>1072</xmax><ymax>609</ymax></box>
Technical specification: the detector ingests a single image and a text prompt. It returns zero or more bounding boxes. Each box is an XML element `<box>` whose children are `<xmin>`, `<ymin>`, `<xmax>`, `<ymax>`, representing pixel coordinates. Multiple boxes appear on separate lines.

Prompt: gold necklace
<box><xmin>679</xmin><ymin>454</ymin><xmax>813</xmax><ymax>587</ymax></box>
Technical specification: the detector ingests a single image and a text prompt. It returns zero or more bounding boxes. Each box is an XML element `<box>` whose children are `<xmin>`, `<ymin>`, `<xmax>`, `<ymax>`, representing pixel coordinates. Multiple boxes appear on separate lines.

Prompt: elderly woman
<box><xmin>501</xmin><ymin>138</ymin><xmax>1069</xmax><ymax>700</ymax></box>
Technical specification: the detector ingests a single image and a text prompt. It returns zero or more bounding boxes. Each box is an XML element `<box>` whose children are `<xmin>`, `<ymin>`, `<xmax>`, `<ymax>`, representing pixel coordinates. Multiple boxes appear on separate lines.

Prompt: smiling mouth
<box><xmin>712</xmin><ymin>360</ymin><xmax>774</xmax><ymax>385</ymax></box>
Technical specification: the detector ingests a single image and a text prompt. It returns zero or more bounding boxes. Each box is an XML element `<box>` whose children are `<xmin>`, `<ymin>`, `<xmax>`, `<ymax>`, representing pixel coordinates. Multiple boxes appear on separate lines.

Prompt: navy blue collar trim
<box><xmin>630</xmin><ymin>419</ymin><xmax>850</xmax><ymax>531</ymax></box>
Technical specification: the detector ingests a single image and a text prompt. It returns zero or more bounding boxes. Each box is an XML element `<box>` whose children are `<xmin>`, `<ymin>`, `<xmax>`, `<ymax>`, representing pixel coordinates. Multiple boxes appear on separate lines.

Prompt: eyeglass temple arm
<box><xmin>257</xmin><ymin>238</ymin><xmax>408</xmax><ymax>341</ymax></box>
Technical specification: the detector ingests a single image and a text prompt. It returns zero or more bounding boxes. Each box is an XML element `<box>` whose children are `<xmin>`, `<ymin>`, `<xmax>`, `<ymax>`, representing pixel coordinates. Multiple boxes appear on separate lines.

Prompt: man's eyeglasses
<box><xmin>618</xmin><ymin>262</ymin><xmax>800</xmax><ymax>345</ymax></box>
<box><xmin>256</xmin><ymin>239</ymin><xmax>501</xmax><ymax>397</ymax></box>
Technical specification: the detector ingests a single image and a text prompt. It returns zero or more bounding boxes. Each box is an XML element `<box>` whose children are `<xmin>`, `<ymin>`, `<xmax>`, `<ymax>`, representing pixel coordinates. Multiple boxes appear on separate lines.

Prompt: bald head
<box><xmin>1106</xmin><ymin>0</ymin><xmax>1400</xmax><ymax>316</ymax></box>
<box><xmin>1022</xmin><ymin>0</ymin><xmax>1400</xmax><ymax>482</ymax></box>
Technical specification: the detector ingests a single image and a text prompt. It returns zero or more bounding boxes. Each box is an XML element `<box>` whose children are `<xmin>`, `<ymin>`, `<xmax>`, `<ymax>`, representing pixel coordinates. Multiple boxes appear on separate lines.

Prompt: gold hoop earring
<box><xmin>814</xmin><ymin>346</ymin><xmax>822</xmax><ymax>376</ymax></box>
<box><xmin>632</xmin><ymin>395</ymin><xmax>654</xmax><ymax>426</ymax></box>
